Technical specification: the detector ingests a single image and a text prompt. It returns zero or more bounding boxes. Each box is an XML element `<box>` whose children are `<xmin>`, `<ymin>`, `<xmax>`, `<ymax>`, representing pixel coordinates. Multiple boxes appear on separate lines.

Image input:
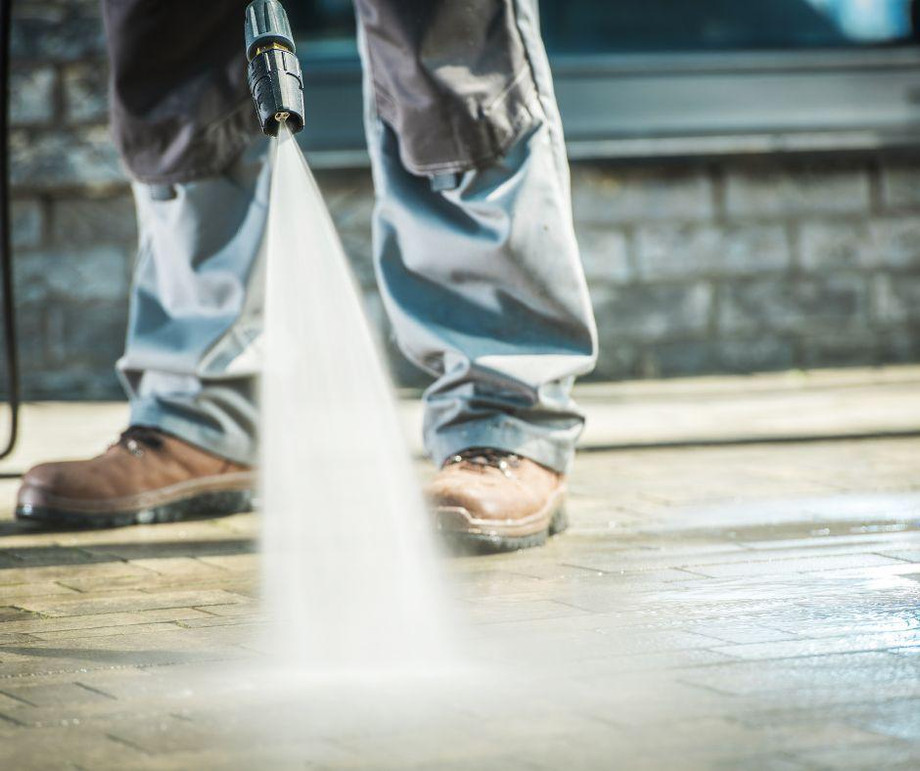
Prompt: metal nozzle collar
<box><xmin>245</xmin><ymin>0</ymin><xmax>295</xmax><ymax>61</ymax></box>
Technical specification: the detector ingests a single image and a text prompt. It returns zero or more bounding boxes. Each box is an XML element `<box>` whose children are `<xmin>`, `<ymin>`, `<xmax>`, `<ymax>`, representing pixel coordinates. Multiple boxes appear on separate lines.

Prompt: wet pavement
<box><xmin>0</xmin><ymin>371</ymin><xmax>919</xmax><ymax>769</ymax></box>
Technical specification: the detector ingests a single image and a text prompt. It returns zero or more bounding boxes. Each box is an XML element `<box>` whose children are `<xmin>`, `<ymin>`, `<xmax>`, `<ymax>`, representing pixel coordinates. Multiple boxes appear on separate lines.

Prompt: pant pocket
<box><xmin>355</xmin><ymin>0</ymin><xmax>542</xmax><ymax>177</ymax></box>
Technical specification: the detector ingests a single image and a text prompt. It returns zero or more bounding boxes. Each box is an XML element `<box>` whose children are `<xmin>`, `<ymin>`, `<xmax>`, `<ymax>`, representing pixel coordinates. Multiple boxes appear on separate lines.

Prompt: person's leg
<box><xmin>104</xmin><ymin>0</ymin><xmax>266</xmax><ymax>466</ymax></box>
<box><xmin>17</xmin><ymin>0</ymin><xmax>265</xmax><ymax>526</ymax></box>
<box><xmin>357</xmin><ymin>0</ymin><xmax>597</xmax><ymax>474</ymax></box>
<box><xmin>117</xmin><ymin>139</ymin><xmax>269</xmax><ymax>467</ymax></box>
<box><xmin>356</xmin><ymin>0</ymin><xmax>597</xmax><ymax>549</ymax></box>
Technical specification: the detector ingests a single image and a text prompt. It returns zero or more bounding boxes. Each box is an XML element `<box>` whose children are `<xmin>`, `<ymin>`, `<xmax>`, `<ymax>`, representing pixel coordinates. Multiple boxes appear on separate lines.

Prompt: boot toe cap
<box><xmin>18</xmin><ymin>463</ymin><xmax>67</xmax><ymax>502</ymax></box>
<box><xmin>17</xmin><ymin>461</ymin><xmax>96</xmax><ymax>510</ymax></box>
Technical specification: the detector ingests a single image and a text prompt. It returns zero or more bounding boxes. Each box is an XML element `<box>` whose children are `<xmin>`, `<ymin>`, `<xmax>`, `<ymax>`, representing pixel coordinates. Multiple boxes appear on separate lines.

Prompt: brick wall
<box><xmin>574</xmin><ymin>159</ymin><xmax>920</xmax><ymax>380</ymax></box>
<box><xmin>7</xmin><ymin>1</ymin><xmax>920</xmax><ymax>398</ymax></box>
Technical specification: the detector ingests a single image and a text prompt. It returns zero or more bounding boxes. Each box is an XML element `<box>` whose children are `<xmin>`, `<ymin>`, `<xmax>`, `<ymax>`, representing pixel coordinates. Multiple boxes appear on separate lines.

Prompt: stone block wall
<box><xmin>574</xmin><ymin>160</ymin><xmax>920</xmax><ymax>379</ymax></box>
<box><xmin>6</xmin><ymin>0</ymin><xmax>920</xmax><ymax>398</ymax></box>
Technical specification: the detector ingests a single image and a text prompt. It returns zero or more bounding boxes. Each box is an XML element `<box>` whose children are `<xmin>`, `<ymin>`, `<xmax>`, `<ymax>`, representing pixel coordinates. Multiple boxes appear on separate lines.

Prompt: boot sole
<box><xmin>16</xmin><ymin>489</ymin><xmax>254</xmax><ymax>529</ymax></box>
<box><xmin>435</xmin><ymin>488</ymin><xmax>568</xmax><ymax>554</ymax></box>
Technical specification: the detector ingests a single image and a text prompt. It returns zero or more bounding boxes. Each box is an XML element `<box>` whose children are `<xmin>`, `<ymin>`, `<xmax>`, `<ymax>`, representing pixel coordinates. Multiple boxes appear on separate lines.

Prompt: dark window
<box><xmin>289</xmin><ymin>1</ymin><xmax>920</xmax><ymax>164</ymax></box>
<box><xmin>286</xmin><ymin>1</ymin><xmax>355</xmax><ymax>53</ymax></box>
<box><xmin>290</xmin><ymin>1</ymin><xmax>920</xmax><ymax>55</ymax></box>
<box><xmin>542</xmin><ymin>0</ymin><xmax>919</xmax><ymax>54</ymax></box>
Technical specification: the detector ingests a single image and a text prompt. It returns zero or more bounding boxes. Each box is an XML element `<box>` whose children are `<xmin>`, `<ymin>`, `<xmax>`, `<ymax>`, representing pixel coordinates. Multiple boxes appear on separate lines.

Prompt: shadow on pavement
<box><xmin>0</xmin><ymin>519</ymin><xmax>85</xmax><ymax>537</ymax></box>
<box><xmin>1</xmin><ymin>645</ymin><xmax>242</xmax><ymax>667</ymax></box>
<box><xmin>0</xmin><ymin>538</ymin><xmax>256</xmax><ymax>567</ymax></box>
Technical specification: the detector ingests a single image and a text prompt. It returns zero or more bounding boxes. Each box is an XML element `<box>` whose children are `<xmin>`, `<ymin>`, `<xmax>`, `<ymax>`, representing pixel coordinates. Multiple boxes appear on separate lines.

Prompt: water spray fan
<box><xmin>245</xmin><ymin>0</ymin><xmax>306</xmax><ymax>136</ymax></box>
<box><xmin>246</xmin><ymin>0</ymin><xmax>448</xmax><ymax>668</ymax></box>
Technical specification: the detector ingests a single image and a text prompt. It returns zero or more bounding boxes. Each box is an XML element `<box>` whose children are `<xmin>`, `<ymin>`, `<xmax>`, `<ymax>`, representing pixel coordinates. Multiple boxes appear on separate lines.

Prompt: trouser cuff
<box><xmin>129</xmin><ymin>398</ymin><xmax>257</xmax><ymax>467</ymax></box>
<box><xmin>426</xmin><ymin>415</ymin><xmax>578</xmax><ymax>474</ymax></box>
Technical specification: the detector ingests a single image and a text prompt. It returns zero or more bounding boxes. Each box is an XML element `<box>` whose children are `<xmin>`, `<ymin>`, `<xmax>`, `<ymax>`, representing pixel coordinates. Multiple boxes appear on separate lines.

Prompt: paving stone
<box><xmin>1</xmin><ymin>396</ymin><xmax>920</xmax><ymax>767</ymax></box>
<box><xmin>730</xmin><ymin>716</ymin><xmax>892</xmax><ymax>752</ymax></box>
<box><xmin>1</xmin><ymin>544</ymin><xmax>117</xmax><ymax>567</ymax></box>
<box><xmin>0</xmin><ymin>561</ymin><xmax>157</xmax><ymax>589</ymax></box>
<box><xmin>0</xmin><ymin>728</ymin><xmax>146</xmax><ymax>771</ymax></box>
<box><xmin>13</xmin><ymin>589</ymin><xmax>250</xmax><ymax>618</ymax></box>
<box><xmin>678</xmin><ymin>651</ymin><xmax>919</xmax><ymax>694</ymax></box>
<box><xmin>0</xmin><ymin>691</ymin><xmax>33</xmax><ymax>712</ymax></box>
<box><xmin>683</xmin><ymin>622</ymin><xmax>799</xmax><ymax>645</ymax></box>
<box><xmin>193</xmin><ymin>554</ymin><xmax>259</xmax><ymax>572</ymax></box>
<box><xmin>682</xmin><ymin>552</ymin><xmax>904</xmax><ymax>578</ymax></box>
<box><xmin>877</xmin><ymin>549</ymin><xmax>920</xmax><ymax>562</ymax></box>
<box><xmin>190</xmin><ymin>604</ymin><xmax>260</xmax><ymax>620</ymax></box>
<box><xmin>839</xmin><ymin>698</ymin><xmax>920</xmax><ymax>742</ymax></box>
<box><xmin>712</xmin><ymin>629</ymin><xmax>920</xmax><ymax>661</ymax></box>
<box><xmin>797</xmin><ymin>742</ymin><xmax>920</xmax><ymax>770</ymax></box>
<box><xmin>0</xmin><ymin>580</ymin><xmax>83</xmax><ymax>602</ymax></box>
<box><xmin>707</xmin><ymin>754</ymin><xmax>816</xmax><ymax>770</ymax></box>
<box><xmin>462</xmin><ymin>597</ymin><xmax>591</xmax><ymax>626</ymax></box>
<box><xmin>72</xmin><ymin>535</ymin><xmax>256</xmax><ymax>562</ymax></box>
<box><xmin>0</xmin><ymin>606</ymin><xmax>40</xmax><ymax>624</ymax></box>
<box><xmin>0</xmin><ymin>608</ymin><xmax>215</xmax><ymax>637</ymax></box>
<box><xmin>174</xmin><ymin>617</ymin><xmax>265</xmax><ymax>632</ymax></box>
<box><xmin>32</xmin><ymin>622</ymin><xmax>188</xmax><ymax>643</ymax></box>
<box><xmin>0</xmin><ymin>632</ymin><xmax>42</xmax><ymax>647</ymax></box>
<box><xmin>0</xmin><ymin>681</ymin><xmax>118</xmax><ymax>709</ymax></box>
<box><xmin>127</xmin><ymin>558</ymin><xmax>230</xmax><ymax>579</ymax></box>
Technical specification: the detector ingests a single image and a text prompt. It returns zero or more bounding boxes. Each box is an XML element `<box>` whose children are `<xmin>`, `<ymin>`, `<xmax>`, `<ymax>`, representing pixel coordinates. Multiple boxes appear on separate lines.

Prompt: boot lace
<box><xmin>115</xmin><ymin>426</ymin><xmax>164</xmax><ymax>458</ymax></box>
<box><xmin>445</xmin><ymin>448</ymin><xmax>521</xmax><ymax>478</ymax></box>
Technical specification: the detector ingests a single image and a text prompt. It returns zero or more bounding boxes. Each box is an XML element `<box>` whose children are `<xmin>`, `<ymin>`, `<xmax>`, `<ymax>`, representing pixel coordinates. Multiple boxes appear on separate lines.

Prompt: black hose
<box><xmin>0</xmin><ymin>0</ymin><xmax>20</xmax><ymax>461</ymax></box>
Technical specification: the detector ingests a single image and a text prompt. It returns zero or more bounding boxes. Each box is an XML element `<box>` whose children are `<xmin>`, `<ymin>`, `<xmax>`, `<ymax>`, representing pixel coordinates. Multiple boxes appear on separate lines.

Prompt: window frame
<box><xmin>296</xmin><ymin>45</ymin><xmax>920</xmax><ymax>167</ymax></box>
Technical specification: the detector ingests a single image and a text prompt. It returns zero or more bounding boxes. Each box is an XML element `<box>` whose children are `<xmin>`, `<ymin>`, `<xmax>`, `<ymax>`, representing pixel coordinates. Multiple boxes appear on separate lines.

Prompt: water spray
<box><xmin>246</xmin><ymin>0</ymin><xmax>450</xmax><ymax>671</ymax></box>
<box><xmin>244</xmin><ymin>0</ymin><xmax>305</xmax><ymax>136</ymax></box>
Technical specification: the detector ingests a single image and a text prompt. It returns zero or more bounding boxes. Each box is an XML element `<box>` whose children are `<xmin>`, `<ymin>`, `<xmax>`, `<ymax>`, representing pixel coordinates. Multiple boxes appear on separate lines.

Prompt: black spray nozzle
<box><xmin>244</xmin><ymin>0</ymin><xmax>305</xmax><ymax>136</ymax></box>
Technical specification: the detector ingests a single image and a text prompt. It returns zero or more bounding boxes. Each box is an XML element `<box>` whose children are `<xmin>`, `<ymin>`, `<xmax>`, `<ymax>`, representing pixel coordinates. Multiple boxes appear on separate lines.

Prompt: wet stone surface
<box><xmin>0</xmin><ymin>421</ymin><xmax>919</xmax><ymax>768</ymax></box>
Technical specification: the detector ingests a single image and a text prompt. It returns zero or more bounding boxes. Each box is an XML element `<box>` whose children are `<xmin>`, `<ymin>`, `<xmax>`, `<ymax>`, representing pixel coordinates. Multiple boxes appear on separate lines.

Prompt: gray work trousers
<box><xmin>111</xmin><ymin>0</ymin><xmax>598</xmax><ymax>473</ymax></box>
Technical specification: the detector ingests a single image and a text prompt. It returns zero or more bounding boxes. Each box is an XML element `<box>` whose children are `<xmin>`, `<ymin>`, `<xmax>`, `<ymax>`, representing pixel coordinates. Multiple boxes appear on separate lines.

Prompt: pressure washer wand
<box><xmin>245</xmin><ymin>0</ymin><xmax>306</xmax><ymax>136</ymax></box>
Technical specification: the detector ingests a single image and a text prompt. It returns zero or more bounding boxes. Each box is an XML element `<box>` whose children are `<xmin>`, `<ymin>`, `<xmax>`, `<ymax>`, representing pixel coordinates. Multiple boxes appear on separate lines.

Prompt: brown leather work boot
<box><xmin>428</xmin><ymin>448</ymin><xmax>567</xmax><ymax>552</ymax></box>
<box><xmin>16</xmin><ymin>426</ymin><xmax>255</xmax><ymax>528</ymax></box>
